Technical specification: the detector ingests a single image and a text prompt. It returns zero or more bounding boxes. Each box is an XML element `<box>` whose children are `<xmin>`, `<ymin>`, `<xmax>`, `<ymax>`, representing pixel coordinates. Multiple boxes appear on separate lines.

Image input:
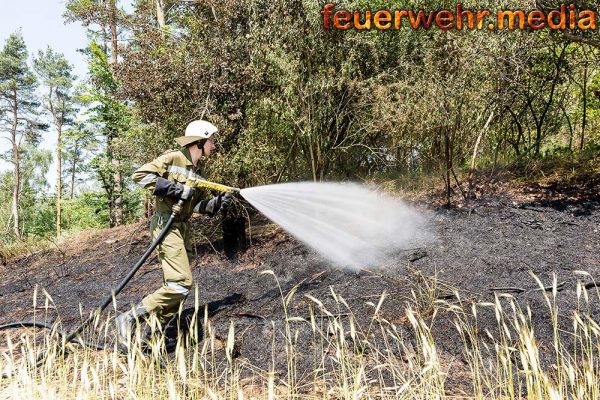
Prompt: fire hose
<box><xmin>0</xmin><ymin>179</ymin><xmax>240</xmax><ymax>374</ymax></box>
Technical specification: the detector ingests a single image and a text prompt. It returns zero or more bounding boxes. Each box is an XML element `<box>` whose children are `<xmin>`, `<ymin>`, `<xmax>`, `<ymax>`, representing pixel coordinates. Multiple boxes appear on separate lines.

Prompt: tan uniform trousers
<box><xmin>141</xmin><ymin>212</ymin><xmax>193</xmax><ymax>325</ymax></box>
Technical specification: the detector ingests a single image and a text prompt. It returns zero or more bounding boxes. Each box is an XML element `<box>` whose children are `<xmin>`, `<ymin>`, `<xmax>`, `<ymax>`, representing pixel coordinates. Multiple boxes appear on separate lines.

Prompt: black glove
<box><xmin>153</xmin><ymin>177</ymin><xmax>195</xmax><ymax>200</ymax></box>
<box><xmin>221</xmin><ymin>192</ymin><xmax>233</xmax><ymax>210</ymax></box>
<box><xmin>194</xmin><ymin>192</ymin><xmax>232</xmax><ymax>215</ymax></box>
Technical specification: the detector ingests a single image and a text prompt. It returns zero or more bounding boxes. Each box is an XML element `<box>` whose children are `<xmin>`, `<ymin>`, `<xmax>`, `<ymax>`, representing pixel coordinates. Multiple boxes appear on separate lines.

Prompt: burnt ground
<box><xmin>0</xmin><ymin>171</ymin><xmax>599</xmax><ymax>393</ymax></box>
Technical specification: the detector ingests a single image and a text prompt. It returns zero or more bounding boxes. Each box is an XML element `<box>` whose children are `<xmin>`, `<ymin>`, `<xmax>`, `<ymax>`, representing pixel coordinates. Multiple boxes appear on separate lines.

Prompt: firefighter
<box><xmin>115</xmin><ymin>120</ymin><xmax>230</xmax><ymax>350</ymax></box>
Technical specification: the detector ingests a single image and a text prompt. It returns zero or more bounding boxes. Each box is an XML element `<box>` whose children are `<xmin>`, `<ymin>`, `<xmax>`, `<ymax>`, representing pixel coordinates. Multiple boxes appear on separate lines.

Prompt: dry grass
<box><xmin>0</xmin><ymin>237</ymin><xmax>54</xmax><ymax>262</ymax></box>
<box><xmin>1</xmin><ymin>271</ymin><xmax>599</xmax><ymax>399</ymax></box>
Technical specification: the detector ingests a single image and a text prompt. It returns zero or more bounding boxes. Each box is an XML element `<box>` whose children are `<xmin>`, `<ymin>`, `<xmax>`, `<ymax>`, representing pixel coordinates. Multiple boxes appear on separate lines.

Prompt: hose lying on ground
<box><xmin>0</xmin><ymin>200</ymin><xmax>183</xmax><ymax>372</ymax></box>
<box><xmin>1</xmin><ymin>182</ymin><xmax>245</xmax><ymax>376</ymax></box>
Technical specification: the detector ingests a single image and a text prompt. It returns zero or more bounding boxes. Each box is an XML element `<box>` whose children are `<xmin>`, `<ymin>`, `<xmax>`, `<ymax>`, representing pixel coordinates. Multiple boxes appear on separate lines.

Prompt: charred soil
<box><xmin>1</xmin><ymin>170</ymin><xmax>599</xmax><ymax>393</ymax></box>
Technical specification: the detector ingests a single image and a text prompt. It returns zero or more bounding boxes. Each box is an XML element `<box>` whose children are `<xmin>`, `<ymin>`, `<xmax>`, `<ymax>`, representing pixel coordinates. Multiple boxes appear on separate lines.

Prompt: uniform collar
<box><xmin>181</xmin><ymin>146</ymin><xmax>194</xmax><ymax>167</ymax></box>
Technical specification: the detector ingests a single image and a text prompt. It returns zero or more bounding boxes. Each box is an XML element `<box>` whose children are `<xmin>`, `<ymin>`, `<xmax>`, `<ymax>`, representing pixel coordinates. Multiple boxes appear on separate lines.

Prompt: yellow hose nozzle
<box><xmin>186</xmin><ymin>179</ymin><xmax>240</xmax><ymax>194</ymax></box>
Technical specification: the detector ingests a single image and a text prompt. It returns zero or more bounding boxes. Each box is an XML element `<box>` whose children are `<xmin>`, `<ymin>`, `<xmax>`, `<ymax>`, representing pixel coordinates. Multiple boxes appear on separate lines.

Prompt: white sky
<box><xmin>0</xmin><ymin>0</ymin><xmax>91</xmax><ymax>192</ymax></box>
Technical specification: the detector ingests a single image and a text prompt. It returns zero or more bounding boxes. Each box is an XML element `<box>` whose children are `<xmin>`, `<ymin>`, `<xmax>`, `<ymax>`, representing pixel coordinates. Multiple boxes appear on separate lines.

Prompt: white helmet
<box><xmin>175</xmin><ymin>120</ymin><xmax>218</xmax><ymax>146</ymax></box>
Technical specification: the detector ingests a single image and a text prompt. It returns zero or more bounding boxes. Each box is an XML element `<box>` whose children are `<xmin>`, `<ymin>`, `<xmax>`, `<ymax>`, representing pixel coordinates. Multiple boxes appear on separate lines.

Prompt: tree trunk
<box><xmin>101</xmin><ymin>0</ymin><xmax>109</xmax><ymax>54</ymax></box>
<box><xmin>11</xmin><ymin>91</ymin><xmax>21</xmax><ymax>240</ymax></box>
<box><xmin>56</xmin><ymin>126</ymin><xmax>62</xmax><ymax>236</ymax></box>
<box><xmin>560</xmin><ymin>103</ymin><xmax>574</xmax><ymax>150</ymax></box>
<box><xmin>444</xmin><ymin>129</ymin><xmax>451</xmax><ymax>207</ymax></box>
<box><xmin>156</xmin><ymin>0</ymin><xmax>166</xmax><ymax>32</ymax></box>
<box><xmin>530</xmin><ymin>44</ymin><xmax>567</xmax><ymax>158</ymax></box>
<box><xmin>535</xmin><ymin>124</ymin><xmax>542</xmax><ymax>158</ymax></box>
<box><xmin>70</xmin><ymin>153</ymin><xmax>77</xmax><ymax>200</ymax></box>
<box><xmin>108</xmin><ymin>0</ymin><xmax>118</xmax><ymax>66</ymax></box>
<box><xmin>490</xmin><ymin>138</ymin><xmax>502</xmax><ymax>179</ymax></box>
<box><xmin>11</xmin><ymin>145</ymin><xmax>21</xmax><ymax>240</ymax></box>
<box><xmin>468</xmin><ymin>112</ymin><xmax>493</xmax><ymax>199</ymax></box>
<box><xmin>580</xmin><ymin>63</ymin><xmax>587</xmax><ymax>150</ymax></box>
<box><xmin>108</xmin><ymin>0</ymin><xmax>124</xmax><ymax>226</ymax></box>
<box><xmin>506</xmin><ymin>106</ymin><xmax>524</xmax><ymax>156</ymax></box>
<box><xmin>111</xmin><ymin>152</ymin><xmax>123</xmax><ymax>226</ymax></box>
<box><xmin>48</xmin><ymin>91</ymin><xmax>65</xmax><ymax>235</ymax></box>
<box><xmin>309</xmin><ymin>141</ymin><xmax>317</xmax><ymax>182</ymax></box>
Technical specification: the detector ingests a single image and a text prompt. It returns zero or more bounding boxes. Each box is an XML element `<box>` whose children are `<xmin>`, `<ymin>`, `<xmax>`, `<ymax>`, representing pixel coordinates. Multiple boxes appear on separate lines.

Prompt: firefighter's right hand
<box><xmin>177</xmin><ymin>183</ymin><xmax>195</xmax><ymax>200</ymax></box>
<box><xmin>153</xmin><ymin>177</ymin><xmax>195</xmax><ymax>200</ymax></box>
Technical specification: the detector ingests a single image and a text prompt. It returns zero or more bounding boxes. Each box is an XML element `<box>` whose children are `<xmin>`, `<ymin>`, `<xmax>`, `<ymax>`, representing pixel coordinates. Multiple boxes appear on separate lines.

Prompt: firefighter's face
<box><xmin>190</xmin><ymin>138</ymin><xmax>215</xmax><ymax>165</ymax></box>
<box><xmin>202</xmin><ymin>138</ymin><xmax>215</xmax><ymax>156</ymax></box>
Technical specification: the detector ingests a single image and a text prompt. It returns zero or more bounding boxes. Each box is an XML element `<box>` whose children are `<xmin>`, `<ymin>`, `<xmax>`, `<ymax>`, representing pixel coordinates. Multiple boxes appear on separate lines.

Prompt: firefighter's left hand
<box><xmin>220</xmin><ymin>192</ymin><xmax>233</xmax><ymax>210</ymax></box>
<box><xmin>194</xmin><ymin>192</ymin><xmax>232</xmax><ymax>215</ymax></box>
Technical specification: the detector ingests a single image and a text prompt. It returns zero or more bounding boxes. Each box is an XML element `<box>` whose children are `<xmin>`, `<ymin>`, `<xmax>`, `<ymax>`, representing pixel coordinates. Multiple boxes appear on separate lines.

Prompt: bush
<box><xmin>62</xmin><ymin>192</ymin><xmax>111</xmax><ymax>232</ymax></box>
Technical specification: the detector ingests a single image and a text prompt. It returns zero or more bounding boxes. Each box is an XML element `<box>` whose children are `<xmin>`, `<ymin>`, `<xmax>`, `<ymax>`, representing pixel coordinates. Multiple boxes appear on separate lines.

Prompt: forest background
<box><xmin>1</xmin><ymin>0</ymin><xmax>599</xmax><ymax>253</ymax></box>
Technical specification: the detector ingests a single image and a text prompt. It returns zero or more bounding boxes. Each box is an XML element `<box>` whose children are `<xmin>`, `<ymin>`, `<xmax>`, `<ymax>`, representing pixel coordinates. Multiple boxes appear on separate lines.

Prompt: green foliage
<box><xmin>62</xmin><ymin>122</ymin><xmax>99</xmax><ymax>198</ymax></box>
<box><xmin>33</xmin><ymin>46</ymin><xmax>78</xmax><ymax>130</ymax></box>
<box><xmin>62</xmin><ymin>192</ymin><xmax>111</xmax><ymax>230</ymax></box>
<box><xmin>64</xmin><ymin>0</ymin><xmax>107</xmax><ymax>26</ymax></box>
<box><xmin>117</xmin><ymin>0</ymin><xmax>600</xmax><ymax>193</ymax></box>
<box><xmin>81</xmin><ymin>42</ymin><xmax>129</xmax><ymax>137</ymax></box>
<box><xmin>78</xmin><ymin>40</ymin><xmax>141</xmax><ymax>226</ymax></box>
<box><xmin>0</xmin><ymin>143</ymin><xmax>52</xmax><ymax>240</ymax></box>
<box><xmin>25</xmin><ymin>196</ymin><xmax>56</xmax><ymax>236</ymax></box>
<box><xmin>0</xmin><ymin>31</ymin><xmax>45</xmax><ymax>135</ymax></box>
<box><xmin>0</xmin><ymin>31</ymin><xmax>37</xmax><ymax>89</ymax></box>
<box><xmin>0</xmin><ymin>31</ymin><xmax>48</xmax><ymax>239</ymax></box>
<box><xmin>34</xmin><ymin>46</ymin><xmax>80</xmax><ymax>235</ymax></box>
<box><xmin>3</xmin><ymin>0</ymin><xmax>600</xmax><ymax>246</ymax></box>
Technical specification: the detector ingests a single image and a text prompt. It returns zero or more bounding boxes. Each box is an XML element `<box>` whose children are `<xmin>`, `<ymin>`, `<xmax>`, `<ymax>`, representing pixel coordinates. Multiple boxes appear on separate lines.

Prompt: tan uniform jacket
<box><xmin>132</xmin><ymin>146</ymin><xmax>207</xmax><ymax>220</ymax></box>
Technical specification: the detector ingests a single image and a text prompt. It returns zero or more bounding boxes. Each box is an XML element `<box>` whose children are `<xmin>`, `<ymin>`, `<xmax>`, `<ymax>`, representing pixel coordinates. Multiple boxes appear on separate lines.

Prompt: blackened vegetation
<box><xmin>221</xmin><ymin>197</ymin><xmax>248</xmax><ymax>260</ymax></box>
<box><xmin>0</xmin><ymin>182</ymin><xmax>599</xmax><ymax>392</ymax></box>
<box><xmin>163</xmin><ymin>293</ymin><xmax>245</xmax><ymax>352</ymax></box>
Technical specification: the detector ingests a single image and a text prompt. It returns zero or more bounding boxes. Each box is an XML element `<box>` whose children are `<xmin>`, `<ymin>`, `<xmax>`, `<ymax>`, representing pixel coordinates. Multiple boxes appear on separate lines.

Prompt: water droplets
<box><xmin>241</xmin><ymin>182</ymin><xmax>430</xmax><ymax>269</ymax></box>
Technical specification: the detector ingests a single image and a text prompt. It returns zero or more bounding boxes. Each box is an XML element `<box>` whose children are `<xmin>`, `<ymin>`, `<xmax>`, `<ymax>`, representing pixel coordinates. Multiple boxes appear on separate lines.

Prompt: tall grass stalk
<box><xmin>1</xmin><ymin>271</ymin><xmax>599</xmax><ymax>399</ymax></box>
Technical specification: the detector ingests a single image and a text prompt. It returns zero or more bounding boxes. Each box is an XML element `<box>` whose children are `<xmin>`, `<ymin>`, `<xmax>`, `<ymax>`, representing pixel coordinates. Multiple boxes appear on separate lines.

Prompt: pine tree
<box><xmin>62</xmin><ymin>122</ymin><xmax>97</xmax><ymax>200</ymax></box>
<box><xmin>65</xmin><ymin>0</ymin><xmax>127</xmax><ymax>226</ymax></box>
<box><xmin>34</xmin><ymin>47</ymin><xmax>78</xmax><ymax>236</ymax></box>
<box><xmin>0</xmin><ymin>32</ymin><xmax>45</xmax><ymax>239</ymax></box>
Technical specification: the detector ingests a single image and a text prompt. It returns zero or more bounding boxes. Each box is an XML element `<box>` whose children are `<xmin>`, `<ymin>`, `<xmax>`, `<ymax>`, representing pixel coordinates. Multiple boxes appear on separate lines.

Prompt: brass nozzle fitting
<box><xmin>172</xmin><ymin>200</ymin><xmax>184</xmax><ymax>215</ymax></box>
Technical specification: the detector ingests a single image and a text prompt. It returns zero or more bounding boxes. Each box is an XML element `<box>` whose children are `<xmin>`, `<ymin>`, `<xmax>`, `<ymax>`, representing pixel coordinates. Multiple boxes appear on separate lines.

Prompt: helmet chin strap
<box><xmin>197</xmin><ymin>139</ymin><xmax>207</xmax><ymax>157</ymax></box>
<box><xmin>193</xmin><ymin>138</ymin><xmax>210</xmax><ymax>165</ymax></box>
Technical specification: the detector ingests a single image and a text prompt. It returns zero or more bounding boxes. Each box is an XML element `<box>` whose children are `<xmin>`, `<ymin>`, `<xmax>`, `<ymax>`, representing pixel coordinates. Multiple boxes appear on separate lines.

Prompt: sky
<box><xmin>0</xmin><ymin>0</ymin><xmax>89</xmax><ymax>191</ymax></box>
